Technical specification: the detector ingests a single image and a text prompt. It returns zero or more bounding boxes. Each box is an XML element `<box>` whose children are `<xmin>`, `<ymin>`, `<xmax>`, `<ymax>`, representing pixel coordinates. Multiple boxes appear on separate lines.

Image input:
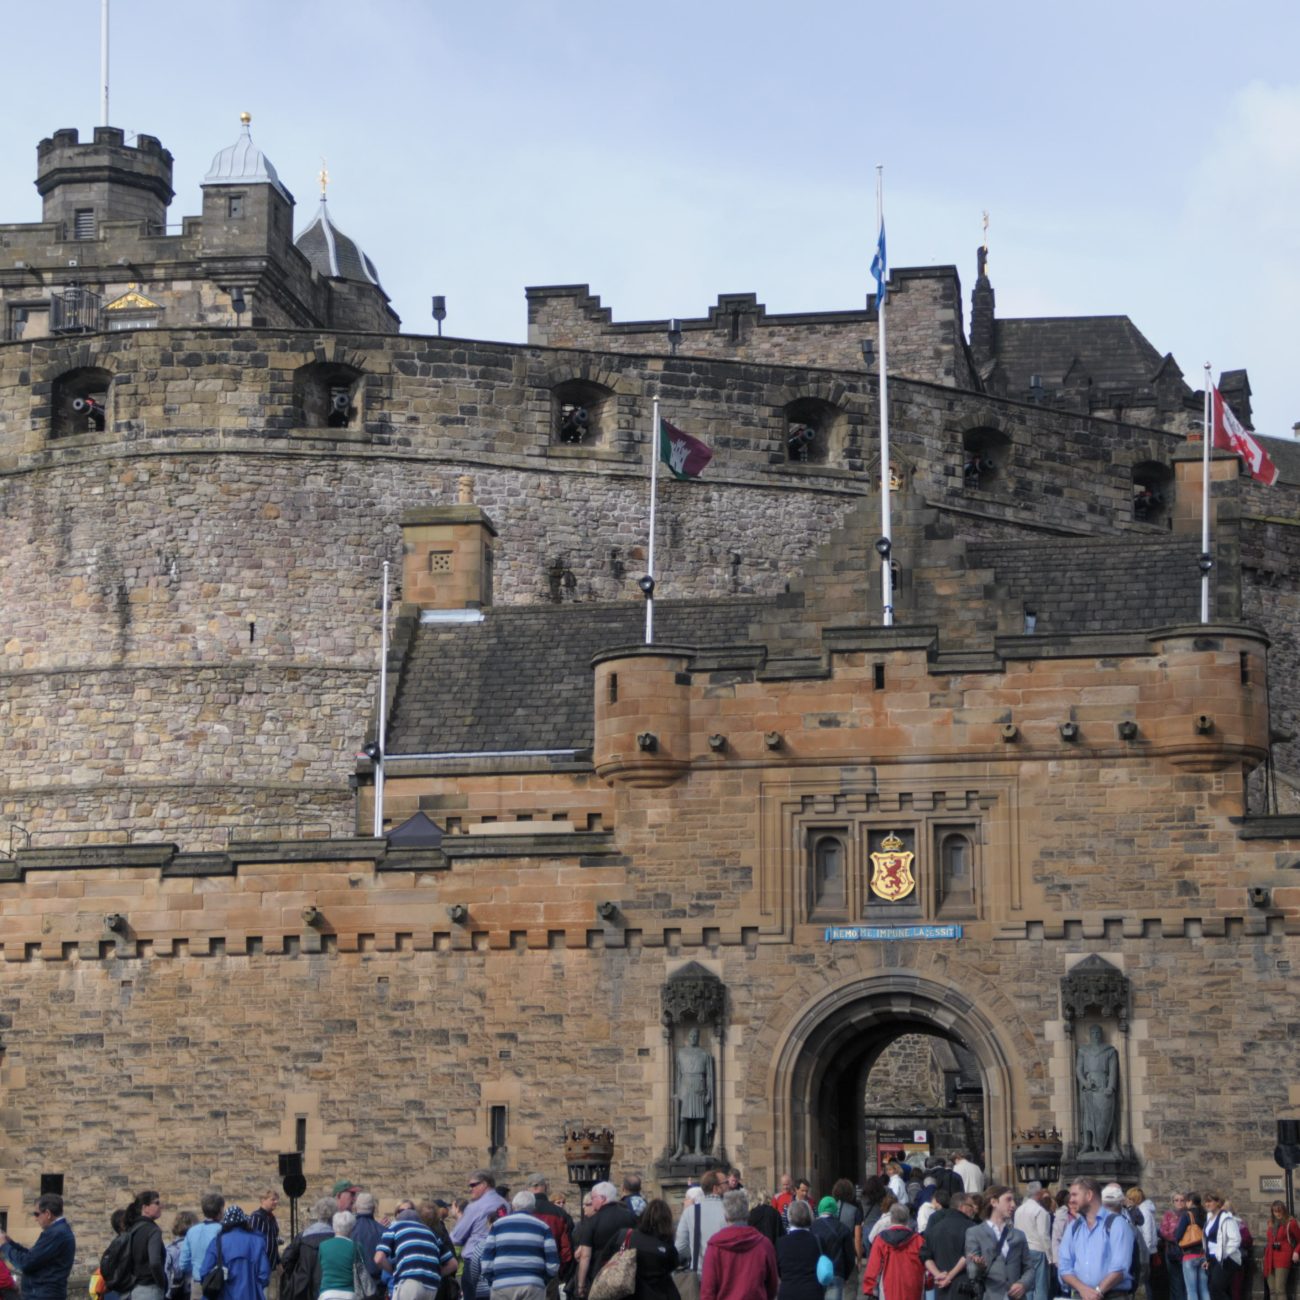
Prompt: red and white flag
<box><xmin>1212</xmin><ymin>387</ymin><xmax>1278</xmax><ymax>485</ymax></box>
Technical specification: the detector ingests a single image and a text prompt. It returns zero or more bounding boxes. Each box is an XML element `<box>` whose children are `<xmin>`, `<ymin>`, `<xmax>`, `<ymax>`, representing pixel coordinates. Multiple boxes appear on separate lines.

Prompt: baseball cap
<box><xmin>1101</xmin><ymin>1183</ymin><xmax>1125</xmax><ymax>1204</ymax></box>
<box><xmin>332</xmin><ymin>1179</ymin><xmax>361</xmax><ymax>1195</ymax></box>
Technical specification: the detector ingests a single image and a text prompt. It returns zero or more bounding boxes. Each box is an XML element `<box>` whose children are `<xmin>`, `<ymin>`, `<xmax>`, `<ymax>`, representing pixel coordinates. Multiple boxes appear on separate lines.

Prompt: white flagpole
<box><xmin>645</xmin><ymin>397</ymin><xmax>660</xmax><ymax>644</ymax></box>
<box><xmin>373</xmin><ymin>559</ymin><xmax>390</xmax><ymax>837</ymax></box>
<box><xmin>1201</xmin><ymin>363</ymin><xmax>1212</xmax><ymax>624</ymax></box>
<box><xmin>100</xmin><ymin>0</ymin><xmax>110</xmax><ymax>126</ymax></box>
<box><xmin>877</xmin><ymin>166</ymin><xmax>894</xmax><ymax>627</ymax></box>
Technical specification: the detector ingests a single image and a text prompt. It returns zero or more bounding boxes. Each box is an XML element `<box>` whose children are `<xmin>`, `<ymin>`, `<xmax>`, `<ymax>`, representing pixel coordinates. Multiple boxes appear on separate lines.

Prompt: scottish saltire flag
<box><xmin>659</xmin><ymin>419</ymin><xmax>713</xmax><ymax>480</ymax></box>
<box><xmin>871</xmin><ymin>221</ymin><xmax>888</xmax><ymax>307</ymax></box>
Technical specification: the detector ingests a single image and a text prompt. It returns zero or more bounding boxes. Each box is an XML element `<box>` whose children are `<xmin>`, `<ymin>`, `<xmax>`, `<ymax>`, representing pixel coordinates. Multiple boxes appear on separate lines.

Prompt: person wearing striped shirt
<box><xmin>480</xmin><ymin>1193</ymin><xmax>561</xmax><ymax>1300</ymax></box>
<box><xmin>375</xmin><ymin>1209</ymin><xmax>457</xmax><ymax>1300</ymax></box>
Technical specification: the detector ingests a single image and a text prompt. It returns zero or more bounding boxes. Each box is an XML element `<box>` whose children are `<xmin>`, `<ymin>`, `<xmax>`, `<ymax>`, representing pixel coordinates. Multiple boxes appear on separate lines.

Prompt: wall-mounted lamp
<box><xmin>447</xmin><ymin>903</ymin><xmax>468</xmax><ymax>924</ymax></box>
<box><xmin>301</xmin><ymin>906</ymin><xmax>324</xmax><ymax>929</ymax></box>
<box><xmin>229</xmin><ymin>287</ymin><xmax>246</xmax><ymax>326</ymax></box>
<box><xmin>1248</xmin><ymin>886</ymin><xmax>1271</xmax><ymax>909</ymax></box>
<box><xmin>1118</xmin><ymin>720</ymin><xmax>1139</xmax><ymax>741</ymax></box>
<box><xmin>1059</xmin><ymin>721</ymin><xmax>1079</xmax><ymax>742</ymax></box>
<box><xmin>874</xmin><ymin>537</ymin><xmax>891</xmax><ymax>560</ymax></box>
<box><xmin>1000</xmin><ymin>723</ymin><xmax>1019</xmax><ymax>742</ymax></box>
<box><xmin>1195</xmin><ymin>714</ymin><xmax>1214</xmax><ymax>735</ymax></box>
<box><xmin>667</xmin><ymin>318</ymin><xmax>682</xmax><ymax>355</ymax></box>
<box><xmin>707</xmin><ymin>734</ymin><xmax>727</xmax><ymax>752</ymax></box>
<box><xmin>636</xmin><ymin>732</ymin><xmax>658</xmax><ymax>752</ymax></box>
<box><xmin>104</xmin><ymin>913</ymin><xmax>127</xmax><ymax>934</ymax></box>
<box><xmin>432</xmin><ymin>295</ymin><xmax>447</xmax><ymax>337</ymax></box>
<box><xmin>764</xmin><ymin>731</ymin><xmax>783</xmax><ymax>751</ymax></box>
<box><xmin>596</xmin><ymin>900</ymin><xmax>618</xmax><ymax>921</ymax></box>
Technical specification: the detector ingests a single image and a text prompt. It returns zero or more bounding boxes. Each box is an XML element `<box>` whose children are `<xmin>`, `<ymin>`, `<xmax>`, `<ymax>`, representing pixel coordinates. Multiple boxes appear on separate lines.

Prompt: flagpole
<box><xmin>1201</xmin><ymin>363</ymin><xmax>1212</xmax><ymax>624</ymax></box>
<box><xmin>876</xmin><ymin>165</ymin><xmax>894</xmax><ymax>627</ymax></box>
<box><xmin>645</xmin><ymin>397</ymin><xmax>659</xmax><ymax>644</ymax></box>
<box><xmin>374</xmin><ymin>559</ymin><xmax>390</xmax><ymax>837</ymax></box>
<box><xmin>100</xmin><ymin>0</ymin><xmax>110</xmax><ymax>126</ymax></box>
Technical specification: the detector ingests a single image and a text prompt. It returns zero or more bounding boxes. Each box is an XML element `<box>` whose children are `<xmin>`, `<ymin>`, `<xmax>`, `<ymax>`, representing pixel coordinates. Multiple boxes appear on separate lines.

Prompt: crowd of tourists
<box><xmin>0</xmin><ymin>1158</ymin><xmax>1295</xmax><ymax>1300</ymax></box>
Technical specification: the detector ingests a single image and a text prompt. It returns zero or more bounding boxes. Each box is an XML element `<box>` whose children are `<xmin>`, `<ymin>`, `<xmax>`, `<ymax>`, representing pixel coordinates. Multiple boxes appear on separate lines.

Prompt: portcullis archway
<box><xmin>770</xmin><ymin>974</ymin><xmax>1018</xmax><ymax>1189</ymax></box>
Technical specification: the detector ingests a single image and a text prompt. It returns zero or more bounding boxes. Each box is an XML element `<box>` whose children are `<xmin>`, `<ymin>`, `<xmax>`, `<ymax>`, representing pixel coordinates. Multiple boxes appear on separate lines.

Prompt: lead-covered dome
<box><xmin>204</xmin><ymin>114</ymin><xmax>292</xmax><ymax>201</ymax></box>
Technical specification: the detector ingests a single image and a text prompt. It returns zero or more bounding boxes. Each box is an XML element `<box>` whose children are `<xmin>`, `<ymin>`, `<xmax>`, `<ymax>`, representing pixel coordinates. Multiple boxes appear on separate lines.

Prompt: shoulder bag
<box><xmin>200</xmin><ymin>1232</ymin><xmax>227</xmax><ymax>1300</ymax></box>
<box><xmin>590</xmin><ymin>1231</ymin><xmax>637</xmax><ymax>1300</ymax></box>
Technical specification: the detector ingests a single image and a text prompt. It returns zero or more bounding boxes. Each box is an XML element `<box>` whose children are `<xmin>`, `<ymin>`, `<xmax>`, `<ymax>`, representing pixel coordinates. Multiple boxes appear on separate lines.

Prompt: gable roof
<box><xmin>992</xmin><ymin>315</ymin><xmax>1184</xmax><ymax>398</ymax></box>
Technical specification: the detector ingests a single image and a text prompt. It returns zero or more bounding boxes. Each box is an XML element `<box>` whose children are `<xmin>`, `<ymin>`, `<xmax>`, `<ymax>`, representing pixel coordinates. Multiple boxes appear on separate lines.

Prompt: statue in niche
<box><xmin>673</xmin><ymin>1026</ymin><xmax>716</xmax><ymax>1157</ymax></box>
<box><xmin>1075</xmin><ymin>1024</ymin><xmax>1120</xmax><ymax>1154</ymax></box>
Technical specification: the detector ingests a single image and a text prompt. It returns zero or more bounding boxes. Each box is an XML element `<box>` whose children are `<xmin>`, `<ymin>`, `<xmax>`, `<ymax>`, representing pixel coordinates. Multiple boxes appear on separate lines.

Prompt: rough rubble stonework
<box><xmin>0</xmin><ymin>120</ymin><xmax>1297</xmax><ymax>1267</ymax></box>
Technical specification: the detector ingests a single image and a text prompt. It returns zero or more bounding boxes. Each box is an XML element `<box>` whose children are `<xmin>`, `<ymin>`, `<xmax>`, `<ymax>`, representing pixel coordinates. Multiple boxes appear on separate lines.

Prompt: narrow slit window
<box><xmin>489</xmin><ymin>1105</ymin><xmax>507</xmax><ymax>1151</ymax></box>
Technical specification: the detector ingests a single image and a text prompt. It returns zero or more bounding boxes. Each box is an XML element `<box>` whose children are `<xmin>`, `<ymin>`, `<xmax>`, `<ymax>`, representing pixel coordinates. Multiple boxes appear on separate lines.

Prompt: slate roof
<box><xmin>295</xmin><ymin>199</ymin><xmax>384</xmax><ymax>288</ymax></box>
<box><xmin>969</xmin><ymin>535</ymin><xmax>1211</xmax><ymax>633</ymax></box>
<box><xmin>386</xmin><ymin>599</ymin><xmax>771</xmax><ymax>755</ymax></box>
<box><xmin>992</xmin><ymin>315</ymin><xmax>1182</xmax><ymax>396</ymax></box>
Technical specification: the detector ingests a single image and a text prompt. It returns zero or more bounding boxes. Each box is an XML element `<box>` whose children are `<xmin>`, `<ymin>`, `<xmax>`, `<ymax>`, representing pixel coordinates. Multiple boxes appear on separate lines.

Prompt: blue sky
<box><xmin>3</xmin><ymin>0</ymin><xmax>1298</xmax><ymax>437</ymax></box>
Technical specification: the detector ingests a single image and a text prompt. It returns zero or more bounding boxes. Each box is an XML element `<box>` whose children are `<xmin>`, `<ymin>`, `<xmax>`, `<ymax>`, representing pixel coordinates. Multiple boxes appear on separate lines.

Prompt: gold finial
<box><xmin>319</xmin><ymin>157</ymin><xmax>329</xmax><ymax>199</ymax></box>
<box><xmin>240</xmin><ymin>111</ymin><xmax>252</xmax><ymax>126</ymax></box>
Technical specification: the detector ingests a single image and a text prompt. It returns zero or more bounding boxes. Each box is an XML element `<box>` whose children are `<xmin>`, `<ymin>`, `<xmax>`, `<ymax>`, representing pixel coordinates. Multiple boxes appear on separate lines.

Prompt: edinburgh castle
<box><xmin>1</xmin><ymin>118</ymin><xmax>1298</xmax><ymax>1239</ymax></box>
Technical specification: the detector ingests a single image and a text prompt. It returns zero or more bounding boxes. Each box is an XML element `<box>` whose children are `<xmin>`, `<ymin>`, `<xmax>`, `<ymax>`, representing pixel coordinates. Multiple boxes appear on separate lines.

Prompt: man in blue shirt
<box><xmin>1058</xmin><ymin>1178</ymin><xmax>1136</xmax><ymax>1300</ymax></box>
<box><xmin>0</xmin><ymin>1194</ymin><xmax>76</xmax><ymax>1300</ymax></box>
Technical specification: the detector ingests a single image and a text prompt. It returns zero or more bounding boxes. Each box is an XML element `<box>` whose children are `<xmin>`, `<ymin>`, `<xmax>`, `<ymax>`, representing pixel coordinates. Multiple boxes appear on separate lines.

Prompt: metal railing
<box><xmin>49</xmin><ymin>286</ymin><xmax>102</xmax><ymax>334</ymax></box>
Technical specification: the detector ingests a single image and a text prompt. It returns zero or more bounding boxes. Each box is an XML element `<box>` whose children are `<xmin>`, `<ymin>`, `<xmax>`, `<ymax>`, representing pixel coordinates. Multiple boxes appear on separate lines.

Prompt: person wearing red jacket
<box><xmin>1263</xmin><ymin>1202</ymin><xmax>1300</xmax><ymax>1300</ymax></box>
<box><xmin>701</xmin><ymin>1193</ymin><xmax>778</xmax><ymax>1300</ymax></box>
<box><xmin>863</xmin><ymin>1204</ymin><xmax>925</xmax><ymax>1300</ymax></box>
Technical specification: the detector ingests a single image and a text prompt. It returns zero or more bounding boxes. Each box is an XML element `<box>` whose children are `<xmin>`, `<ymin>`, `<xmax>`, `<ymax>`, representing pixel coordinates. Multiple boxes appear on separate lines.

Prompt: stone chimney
<box><xmin>400</xmin><ymin>478</ymin><xmax>496</xmax><ymax>612</ymax></box>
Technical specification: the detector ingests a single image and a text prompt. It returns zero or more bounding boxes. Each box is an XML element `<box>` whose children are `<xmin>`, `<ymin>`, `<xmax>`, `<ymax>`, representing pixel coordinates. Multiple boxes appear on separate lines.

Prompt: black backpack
<box><xmin>279</xmin><ymin>1234</ymin><xmax>322</xmax><ymax>1300</ymax></box>
<box><xmin>101</xmin><ymin>1223</ymin><xmax>145</xmax><ymax>1294</ymax></box>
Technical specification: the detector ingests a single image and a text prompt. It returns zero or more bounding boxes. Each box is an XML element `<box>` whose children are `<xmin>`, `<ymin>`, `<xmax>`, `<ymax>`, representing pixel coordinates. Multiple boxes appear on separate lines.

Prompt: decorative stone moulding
<box><xmin>1061</xmin><ymin>954</ymin><xmax>1130</xmax><ymax>1036</ymax></box>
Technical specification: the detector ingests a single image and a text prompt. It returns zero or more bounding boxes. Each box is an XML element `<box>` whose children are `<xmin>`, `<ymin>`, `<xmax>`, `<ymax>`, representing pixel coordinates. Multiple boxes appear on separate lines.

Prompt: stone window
<box><xmin>961</xmin><ymin>427</ymin><xmax>1009</xmax><ymax>490</ymax></box>
<box><xmin>552</xmin><ymin>378</ymin><xmax>614</xmax><ymax>446</ymax></box>
<box><xmin>935</xmin><ymin>826</ymin><xmax>978</xmax><ymax>917</ymax></box>
<box><xmin>1132</xmin><ymin>461</ymin><xmax>1173</xmax><ymax>528</ymax></box>
<box><xmin>51</xmin><ymin>366</ymin><xmax>112</xmax><ymax>437</ymax></box>
<box><xmin>228</xmin><ymin>194</ymin><xmax>244</xmax><ymax>219</ymax></box>
<box><xmin>783</xmin><ymin>396</ymin><xmax>842</xmax><ymax>465</ymax></box>
<box><xmin>294</xmin><ymin>361</ymin><xmax>363</xmax><ymax>429</ymax></box>
<box><xmin>808</xmin><ymin>831</ymin><xmax>849</xmax><ymax>917</ymax></box>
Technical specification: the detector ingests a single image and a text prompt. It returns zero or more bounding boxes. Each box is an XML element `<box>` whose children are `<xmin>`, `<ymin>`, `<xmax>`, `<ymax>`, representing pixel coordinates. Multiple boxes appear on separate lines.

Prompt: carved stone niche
<box><xmin>1061</xmin><ymin>954</ymin><xmax>1130</xmax><ymax>1036</ymax></box>
<box><xmin>657</xmin><ymin>963</ymin><xmax>729</xmax><ymax>1183</ymax></box>
<box><xmin>1059</xmin><ymin>955</ymin><xmax>1140</xmax><ymax>1184</ymax></box>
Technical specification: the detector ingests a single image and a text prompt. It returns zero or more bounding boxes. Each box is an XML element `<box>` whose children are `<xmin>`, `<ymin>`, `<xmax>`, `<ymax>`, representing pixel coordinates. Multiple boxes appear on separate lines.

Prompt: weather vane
<box><xmin>319</xmin><ymin>158</ymin><xmax>329</xmax><ymax>200</ymax></box>
<box><xmin>982</xmin><ymin>209</ymin><xmax>989</xmax><ymax>252</ymax></box>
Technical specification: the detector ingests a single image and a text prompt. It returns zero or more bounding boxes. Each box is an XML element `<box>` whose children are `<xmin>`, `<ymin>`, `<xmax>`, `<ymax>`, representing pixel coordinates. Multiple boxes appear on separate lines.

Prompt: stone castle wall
<box><xmin>0</xmin><ymin>866</ymin><xmax>1294</xmax><ymax>1248</ymax></box>
<box><xmin>0</xmin><ymin>326</ymin><xmax>1215</xmax><ymax>848</ymax></box>
<box><xmin>526</xmin><ymin>269</ymin><xmax>974</xmax><ymax>388</ymax></box>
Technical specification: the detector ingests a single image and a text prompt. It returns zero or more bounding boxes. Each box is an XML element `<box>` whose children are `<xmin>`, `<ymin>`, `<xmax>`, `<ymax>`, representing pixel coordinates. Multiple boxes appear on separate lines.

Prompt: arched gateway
<box><xmin>769</xmin><ymin>974</ymin><xmax>1020</xmax><ymax>1186</ymax></box>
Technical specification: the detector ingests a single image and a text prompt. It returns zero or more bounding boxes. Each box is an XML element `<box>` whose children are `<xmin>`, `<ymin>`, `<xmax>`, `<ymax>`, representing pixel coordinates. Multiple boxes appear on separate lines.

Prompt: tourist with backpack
<box><xmin>198</xmin><ymin>1207</ymin><xmax>270</xmax><ymax>1300</ymax></box>
<box><xmin>1057</xmin><ymin>1178</ymin><xmax>1135</xmax><ymax>1300</ymax></box>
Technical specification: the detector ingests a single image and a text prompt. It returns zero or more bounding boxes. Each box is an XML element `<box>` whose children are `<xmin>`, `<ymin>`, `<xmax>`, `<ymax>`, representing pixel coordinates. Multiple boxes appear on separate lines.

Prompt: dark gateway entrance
<box><xmin>771</xmin><ymin>975</ymin><xmax>1018</xmax><ymax>1187</ymax></box>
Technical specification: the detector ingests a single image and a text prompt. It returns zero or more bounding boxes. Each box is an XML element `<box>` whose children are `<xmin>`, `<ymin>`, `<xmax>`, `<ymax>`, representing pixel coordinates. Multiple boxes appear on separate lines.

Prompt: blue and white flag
<box><xmin>871</xmin><ymin>221</ymin><xmax>888</xmax><ymax>307</ymax></box>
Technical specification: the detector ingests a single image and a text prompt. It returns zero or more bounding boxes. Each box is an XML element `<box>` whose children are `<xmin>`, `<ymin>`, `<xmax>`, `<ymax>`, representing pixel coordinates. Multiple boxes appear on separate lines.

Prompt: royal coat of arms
<box><xmin>870</xmin><ymin>831</ymin><xmax>916</xmax><ymax>901</ymax></box>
